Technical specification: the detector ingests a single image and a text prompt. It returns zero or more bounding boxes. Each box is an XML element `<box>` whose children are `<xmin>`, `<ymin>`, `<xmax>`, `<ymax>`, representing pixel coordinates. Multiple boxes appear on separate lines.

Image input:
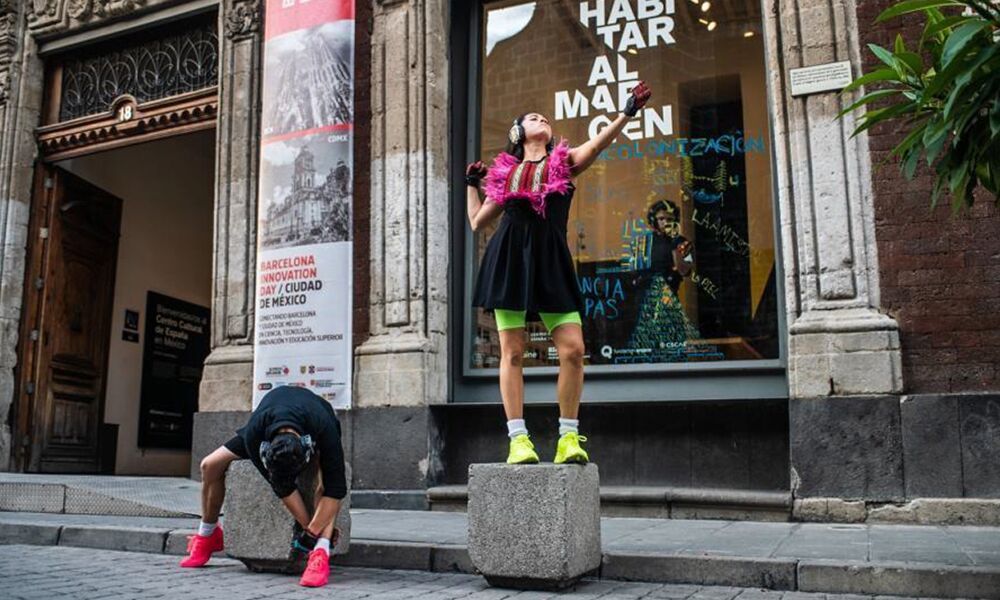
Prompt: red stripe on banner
<box><xmin>262</xmin><ymin>123</ymin><xmax>354</xmax><ymax>144</ymax></box>
<box><xmin>265</xmin><ymin>0</ymin><xmax>355</xmax><ymax>40</ymax></box>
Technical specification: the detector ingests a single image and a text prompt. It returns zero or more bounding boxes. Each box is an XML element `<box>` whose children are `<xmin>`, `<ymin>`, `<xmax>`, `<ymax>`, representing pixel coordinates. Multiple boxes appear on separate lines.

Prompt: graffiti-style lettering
<box><xmin>691</xmin><ymin>208</ymin><xmax>751</xmax><ymax>257</ymax></box>
<box><xmin>579</xmin><ymin>275</ymin><xmax>626</xmax><ymax>320</ymax></box>
<box><xmin>588</xmin><ymin>105</ymin><xmax>674</xmax><ymax>141</ymax></box>
<box><xmin>690</xmin><ymin>189</ymin><xmax>723</xmax><ymax>204</ymax></box>
<box><xmin>643</xmin><ymin>157</ymin><xmax>679</xmax><ymax>188</ymax></box>
<box><xmin>689</xmin><ymin>270</ymin><xmax>721</xmax><ymax>299</ymax></box>
<box><xmin>618</xmin><ymin>220</ymin><xmax>652</xmax><ymax>271</ymax></box>
<box><xmin>595</xmin><ymin>133</ymin><xmax>766</xmax><ymax>162</ymax></box>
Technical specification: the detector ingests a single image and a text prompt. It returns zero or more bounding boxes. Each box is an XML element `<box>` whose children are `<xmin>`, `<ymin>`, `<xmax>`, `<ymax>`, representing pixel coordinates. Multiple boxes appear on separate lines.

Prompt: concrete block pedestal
<box><xmin>224</xmin><ymin>460</ymin><xmax>351</xmax><ymax>573</ymax></box>
<box><xmin>468</xmin><ymin>463</ymin><xmax>601</xmax><ymax>590</ymax></box>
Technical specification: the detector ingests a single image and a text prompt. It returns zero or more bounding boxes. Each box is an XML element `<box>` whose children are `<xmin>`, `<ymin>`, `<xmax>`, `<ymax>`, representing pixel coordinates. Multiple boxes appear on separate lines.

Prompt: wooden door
<box><xmin>16</xmin><ymin>166</ymin><xmax>122</xmax><ymax>473</ymax></box>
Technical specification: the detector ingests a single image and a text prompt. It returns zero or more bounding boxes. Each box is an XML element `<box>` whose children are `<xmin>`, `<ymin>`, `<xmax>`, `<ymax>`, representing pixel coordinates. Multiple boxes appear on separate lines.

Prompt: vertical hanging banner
<box><xmin>253</xmin><ymin>0</ymin><xmax>355</xmax><ymax>409</ymax></box>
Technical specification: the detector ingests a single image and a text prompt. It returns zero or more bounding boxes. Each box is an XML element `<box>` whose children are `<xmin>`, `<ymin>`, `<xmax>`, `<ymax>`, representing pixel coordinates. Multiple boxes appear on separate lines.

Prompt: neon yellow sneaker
<box><xmin>506</xmin><ymin>434</ymin><xmax>540</xmax><ymax>464</ymax></box>
<box><xmin>554</xmin><ymin>432</ymin><xmax>589</xmax><ymax>464</ymax></box>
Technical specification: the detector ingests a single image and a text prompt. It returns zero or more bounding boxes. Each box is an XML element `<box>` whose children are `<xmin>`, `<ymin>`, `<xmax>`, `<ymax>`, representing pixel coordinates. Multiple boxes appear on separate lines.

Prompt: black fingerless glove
<box><xmin>623</xmin><ymin>81</ymin><xmax>651</xmax><ymax>117</ymax></box>
<box><xmin>624</xmin><ymin>95</ymin><xmax>641</xmax><ymax>117</ymax></box>
<box><xmin>290</xmin><ymin>523</ymin><xmax>319</xmax><ymax>557</ymax></box>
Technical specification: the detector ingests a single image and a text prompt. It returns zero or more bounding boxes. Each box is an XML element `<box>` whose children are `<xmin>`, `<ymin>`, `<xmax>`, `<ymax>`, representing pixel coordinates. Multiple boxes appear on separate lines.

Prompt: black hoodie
<box><xmin>236</xmin><ymin>386</ymin><xmax>346</xmax><ymax>499</ymax></box>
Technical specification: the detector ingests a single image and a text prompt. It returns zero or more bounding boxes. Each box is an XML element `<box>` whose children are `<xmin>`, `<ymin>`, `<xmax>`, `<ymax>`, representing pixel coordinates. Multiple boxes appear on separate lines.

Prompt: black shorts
<box><xmin>223</xmin><ymin>435</ymin><xmax>250</xmax><ymax>459</ymax></box>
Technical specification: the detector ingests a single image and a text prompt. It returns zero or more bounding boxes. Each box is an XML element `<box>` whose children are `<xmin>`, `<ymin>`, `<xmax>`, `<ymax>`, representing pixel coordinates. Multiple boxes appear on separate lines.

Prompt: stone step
<box><xmin>427</xmin><ymin>484</ymin><xmax>793</xmax><ymax>521</ymax></box>
<box><xmin>0</xmin><ymin>473</ymin><xmax>200</xmax><ymax>518</ymax></box>
<box><xmin>4</xmin><ymin>510</ymin><xmax>1000</xmax><ymax>598</ymax></box>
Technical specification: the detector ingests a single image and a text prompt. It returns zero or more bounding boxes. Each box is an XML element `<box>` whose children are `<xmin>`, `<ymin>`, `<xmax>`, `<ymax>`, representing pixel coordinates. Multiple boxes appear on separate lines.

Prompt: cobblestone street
<box><xmin>1</xmin><ymin>544</ymin><xmax>934</xmax><ymax>600</ymax></box>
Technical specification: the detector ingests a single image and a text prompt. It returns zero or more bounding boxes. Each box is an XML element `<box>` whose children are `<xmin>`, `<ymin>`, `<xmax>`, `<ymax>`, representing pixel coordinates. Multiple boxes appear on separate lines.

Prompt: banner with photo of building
<box><xmin>253</xmin><ymin>0</ymin><xmax>355</xmax><ymax>409</ymax></box>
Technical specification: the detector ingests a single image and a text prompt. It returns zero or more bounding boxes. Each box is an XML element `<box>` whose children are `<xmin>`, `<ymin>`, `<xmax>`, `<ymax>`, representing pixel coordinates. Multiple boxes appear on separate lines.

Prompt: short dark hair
<box><xmin>647</xmin><ymin>200</ymin><xmax>680</xmax><ymax>231</ymax></box>
<box><xmin>264</xmin><ymin>432</ymin><xmax>309</xmax><ymax>485</ymax></box>
<box><xmin>505</xmin><ymin>113</ymin><xmax>555</xmax><ymax>161</ymax></box>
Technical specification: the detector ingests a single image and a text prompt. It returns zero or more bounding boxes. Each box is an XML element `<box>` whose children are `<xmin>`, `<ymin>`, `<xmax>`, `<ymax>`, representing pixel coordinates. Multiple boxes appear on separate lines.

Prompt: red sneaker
<box><xmin>179</xmin><ymin>526</ymin><xmax>224</xmax><ymax>568</ymax></box>
<box><xmin>298</xmin><ymin>549</ymin><xmax>330</xmax><ymax>587</ymax></box>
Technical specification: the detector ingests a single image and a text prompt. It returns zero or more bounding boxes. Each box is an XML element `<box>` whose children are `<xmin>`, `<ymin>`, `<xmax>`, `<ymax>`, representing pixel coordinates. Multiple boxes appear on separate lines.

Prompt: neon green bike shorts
<box><xmin>494</xmin><ymin>309</ymin><xmax>582</xmax><ymax>332</ymax></box>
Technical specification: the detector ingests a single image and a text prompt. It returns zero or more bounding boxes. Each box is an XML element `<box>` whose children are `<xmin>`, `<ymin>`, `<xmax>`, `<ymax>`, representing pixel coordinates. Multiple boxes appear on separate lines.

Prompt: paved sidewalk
<box><xmin>6</xmin><ymin>508</ymin><xmax>1000</xmax><ymax>566</ymax></box>
<box><xmin>3</xmin><ymin>509</ymin><xmax>1000</xmax><ymax>598</ymax></box>
<box><xmin>3</xmin><ymin>474</ymin><xmax>1000</xmax><ymax>597</ymax></box>
<box><xmin>350</xmin><ymin>510</ymin><xmax>1000</xmax><ymax>566</ymax></box>
<box><xmin>0</xmin><ymin>473</ymin><xmax>200</xmax><ymax>517</ymax></box>
<box><xmin>0</xmin><ymin>544</ymin><xmax>936</xmax><ymax>600</ymax></box>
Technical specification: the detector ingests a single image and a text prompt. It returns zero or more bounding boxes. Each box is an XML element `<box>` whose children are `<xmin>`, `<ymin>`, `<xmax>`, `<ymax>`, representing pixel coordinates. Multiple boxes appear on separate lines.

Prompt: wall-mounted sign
<box><xmin>124</xmin><ymin>309</ymin><xmax>139</xmax><ymax>331</ymax></box>
<box><xmin>252</xmin><ymin>0</ymin><xmax>355</xmax><ymax>410</ymax></box>
<box><xmin>790</xmin><ymin>61</ymin><xmax>852</xmax><ymax>97</ymax></box>
<box><xmin>138</xmin><ymin>292</ymin><xmax>210</xmax><ymax>449</ymax></box>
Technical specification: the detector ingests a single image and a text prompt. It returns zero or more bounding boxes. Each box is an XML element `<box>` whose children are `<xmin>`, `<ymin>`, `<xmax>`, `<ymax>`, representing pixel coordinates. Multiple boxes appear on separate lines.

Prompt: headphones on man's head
<box><xmin>259</xmin><ymin>434</ymin><xmax>315</xmax><ymax>472</ymax></box>
<box><xmin>508</xmin><ymin>119</ymin><xmax>525</xmax><ymax>146</ymax></box>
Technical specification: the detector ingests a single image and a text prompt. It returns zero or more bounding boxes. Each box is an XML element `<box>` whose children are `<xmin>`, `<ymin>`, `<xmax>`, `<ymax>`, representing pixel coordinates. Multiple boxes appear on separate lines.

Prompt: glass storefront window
<box><xmin>469</xmin><ymin>0</ymin><xmax>780</xmax><ymax>371</ymax></box>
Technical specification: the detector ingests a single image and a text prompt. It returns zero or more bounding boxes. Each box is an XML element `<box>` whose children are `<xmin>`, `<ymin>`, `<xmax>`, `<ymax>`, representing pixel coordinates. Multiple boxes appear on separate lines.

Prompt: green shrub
<box><xmin>841</xmin><ymin>0</ymin><xmax>1000</xmax><ymax>208</ymax></box>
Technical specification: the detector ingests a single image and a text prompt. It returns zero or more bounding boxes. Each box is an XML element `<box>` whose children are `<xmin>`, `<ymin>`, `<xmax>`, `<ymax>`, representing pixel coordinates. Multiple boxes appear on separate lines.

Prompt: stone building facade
<box><xmin>0</xmin><ymin>0</ymin><xmax>996</xmax><ymax>522</ymax></box>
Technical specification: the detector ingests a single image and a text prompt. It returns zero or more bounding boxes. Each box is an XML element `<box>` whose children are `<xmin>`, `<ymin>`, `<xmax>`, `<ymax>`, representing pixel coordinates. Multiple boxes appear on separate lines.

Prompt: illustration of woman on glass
<box><xmin>623</xmin><ymin>199</ymin><xmax>701</xmax><ymax>362</ymax></box>
<box><xmin>464</xmin><ymin>82</ymin><xmax>652</xmax><ymax>465</ymax></box>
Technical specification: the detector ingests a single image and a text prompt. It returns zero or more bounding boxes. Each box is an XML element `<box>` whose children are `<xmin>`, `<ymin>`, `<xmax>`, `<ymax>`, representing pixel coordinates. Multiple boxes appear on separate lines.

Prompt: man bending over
<box><xmin>180</xmin><ymin>385</ymin><xmax>346</xmax><ymax>588</ymax></box>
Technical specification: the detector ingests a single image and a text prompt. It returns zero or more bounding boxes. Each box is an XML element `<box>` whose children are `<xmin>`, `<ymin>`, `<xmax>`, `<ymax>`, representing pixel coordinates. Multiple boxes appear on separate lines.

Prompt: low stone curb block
<box><xmin>164</xmin><ymin>529</ymin><xmax>199</xmax><ymax>555</ymax></box>
<box><xmin>337</xmin><ymin>540</ymin><xmax>432</xmax><ymax>570</ymax></box>
<box><xmin>0</xmin><ymin>521</ymin><xmax>61</xmax><ymax>545</ymax></box>
<box><xmin>352</xmin><ymin>490</ymin><xmax>428</xmax><ymax>511</ymax></box>
<box><xmin>793</xmin><ymin>498</ymin><xmax>867</xmax><ymax>523</ymax></box>
<box><xmin>866</xmin><ymin>499</ymin><xmax>1000</xmax><ymax>527</ymax></box>
<box><xmin>730</xmin><ymin>591</ymin><xmax>787</xmax><ymax>600</ymax></box>
<box><xmin>58</xmin><ymin>525</ymin><xmax>168</xmax><ymax>554</ymax></box>
<box><xmin>468</xmin><ymin>463</ymin><xmax>601</xmax><ymax>590</ymax></box>
<box><xmin>797</xmin><ymin>559</ymin><xmax>1000</xmax><ymax>599</ymax></box>
<box><xmin>601</xmin><ymin>553</ymin><xmax>797</xmax><ymax>590</ymax></box>
<box><xmin>431</xmin><ymin>544</ymin><xmax>475</xmax><ymax>574</ymax></box>
<box><xmin>224</xmin><ymin>460</ymin><xmax>352</xmax><ymax>573</ymax></box>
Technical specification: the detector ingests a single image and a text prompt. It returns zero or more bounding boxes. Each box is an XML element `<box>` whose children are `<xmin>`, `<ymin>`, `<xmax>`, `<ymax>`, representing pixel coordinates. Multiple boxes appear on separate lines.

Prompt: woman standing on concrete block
<box><xmin>464</xmin><ymin>82</ymin><xmax>652</xmax><ymax>465</ymax></box>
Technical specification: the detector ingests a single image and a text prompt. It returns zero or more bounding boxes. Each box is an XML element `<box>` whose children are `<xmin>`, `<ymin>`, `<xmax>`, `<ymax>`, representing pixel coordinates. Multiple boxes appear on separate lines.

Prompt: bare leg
<box><xmin>551</xmin><ymin>324</ymin><xmax>585</xmax><ymax>420</ymax></box>
<box><xmin>199</xmin><ymin>446</ymin><xmax>240</xmax><ymax>524</ymax></box>
<box><xmin>498</xmin><ymin>329</ymin><xmax>527</xmax><ymax>420</ymax></box>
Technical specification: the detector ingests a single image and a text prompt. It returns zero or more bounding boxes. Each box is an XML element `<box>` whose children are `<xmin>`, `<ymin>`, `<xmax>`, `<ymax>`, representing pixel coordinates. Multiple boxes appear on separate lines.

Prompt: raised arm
<box><xmin>568</xmin><ymin>81</ymin><xmax>651</xmax><ymax>177</ymax></box>
<box><xmin>465</xmin><ymin>160</ymin><xmax>503</xmax><ymax>232</ymax></box>
<box><xmin>674</xmin><ymin>240</ymin><xmax>694</xmax><ymax>277</ymax></box>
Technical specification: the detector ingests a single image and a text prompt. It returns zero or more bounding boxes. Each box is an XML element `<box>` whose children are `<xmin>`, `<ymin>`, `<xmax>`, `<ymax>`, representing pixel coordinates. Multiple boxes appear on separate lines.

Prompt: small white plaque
<box><xmin>790</xmin><ymin>61</ymin><xmax>853</xmax><ymax>97</ymax></box>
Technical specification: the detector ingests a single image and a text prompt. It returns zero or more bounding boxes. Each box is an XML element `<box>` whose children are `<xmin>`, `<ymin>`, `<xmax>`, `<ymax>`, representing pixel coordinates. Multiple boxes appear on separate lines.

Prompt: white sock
<box><xmin>506</xmin><ymin>419</ymin><xmax>528</xmax><ymax>438</ymax></box>
<box><xmin>315</xmin><ymin>537</ymin><xmax>331</xmax><ymax>555</ymax></box>
<box><xmin>559</xmin><ymin>418</ymin><xmax>579</xmax><ymax>436</ymax></box>
<box><xmin>198</xmin><ymin>521</ymin><xmax>217</xmax><ymax>537</ymax></box>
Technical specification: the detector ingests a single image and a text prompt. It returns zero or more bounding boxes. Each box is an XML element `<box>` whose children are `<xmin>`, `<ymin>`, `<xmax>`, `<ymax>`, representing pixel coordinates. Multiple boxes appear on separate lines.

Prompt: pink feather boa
<box><xmin>482</xmin><ymin>140</ymin><xmax>573</xmax><ymax>218</ymax></box>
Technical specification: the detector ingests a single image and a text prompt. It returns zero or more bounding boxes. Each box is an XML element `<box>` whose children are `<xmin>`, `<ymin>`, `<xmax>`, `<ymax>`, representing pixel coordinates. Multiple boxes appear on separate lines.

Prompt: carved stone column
<box><xmin>355</xmin><ymin>0</ymin><xmax>449</xmax><ymax>409</ymax></box>
<box><xmin>197</xmin><ymin>0</ymin><xmax>263</xmax><ymax>413</ymax></box>
<box><xmin>765</xmin><ymin>0</ymin><xmax>905</xmax><ymax>504</ymax></box>
<box><xmin>0</xmin><ymin>0</ymin><xmax>33</xmax><ymax>471</ymax></box>
<box><xmin>348</xmin><ymin>0</ymin><xmax>449</xmax><ymax>497</ymax></box>
<box><xmin>765</xmin><ymin>0</ymin><xmax>902</xmax><ymax>399</ymax></box>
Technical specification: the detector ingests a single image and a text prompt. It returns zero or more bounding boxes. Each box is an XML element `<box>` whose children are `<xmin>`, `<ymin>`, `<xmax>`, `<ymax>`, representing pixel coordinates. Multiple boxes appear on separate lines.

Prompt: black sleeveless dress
<box><xmin>472</xmin><ymin>187</ymin><xmax>585</xmax><ymax>321</ymax></box>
